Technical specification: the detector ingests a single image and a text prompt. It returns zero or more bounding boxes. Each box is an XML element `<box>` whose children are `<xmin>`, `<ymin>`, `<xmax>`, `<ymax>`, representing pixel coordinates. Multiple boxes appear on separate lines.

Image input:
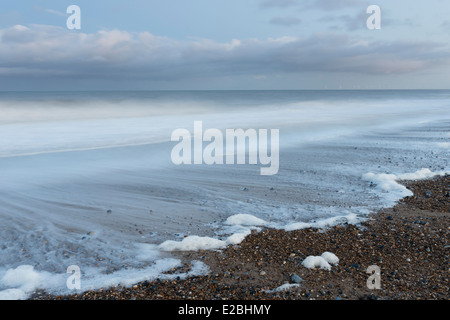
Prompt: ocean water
<box><xmin>0</xmin><ymin>90</ymin><xmax>449</xmax><ymax>299</ymax></box>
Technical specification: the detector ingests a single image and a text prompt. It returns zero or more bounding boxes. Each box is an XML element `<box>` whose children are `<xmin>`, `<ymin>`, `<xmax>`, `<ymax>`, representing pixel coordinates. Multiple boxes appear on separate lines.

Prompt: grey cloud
<box><xmin>260</xmin><ymin>0</ymin><xmax>297</xmax><ymax>8</ymax></box>
<box><xmin>441</xmin><ymin>20</ymin><xmax>450</xmax><ymax>29</ymax></box>
<box><xmin>261</xmin><ymin>0</ymin><xmax>369</xmax><ymax>11</ymax></box>
<box><xmin>303</xmin><ymin>0</ymin><xmax>369</xmax><ymax>11</ymax></box>
<box><xmin>0</xmin><ymin>25</ymin><xmax>449</xmax><ymax>88</ymax></box>
<box><xmin>270</xmin><ymin>16</ymin><xmax>301</xmax><ymax>27</ymax></box>
<box><xmin>272</xmin><ymin>35</ymin><xmax>450</xmax><ymax>75</ymax></box>
<box><xmin>319</xmin><ymin>9</ymin><xmax>420</xmax><ymax>32</ymax></box>
<box><xmin>319</xmin><ymin>11</ymin><xmax>369</xmax><ymax>31</ymax></box>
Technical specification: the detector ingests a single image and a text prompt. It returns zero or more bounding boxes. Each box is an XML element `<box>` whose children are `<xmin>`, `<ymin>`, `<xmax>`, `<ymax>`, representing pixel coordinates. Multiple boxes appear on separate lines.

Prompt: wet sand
<box><xmin>32</xmin><ymin>175</ymin><xmax>449</xmax><ymax>300</ymax></box>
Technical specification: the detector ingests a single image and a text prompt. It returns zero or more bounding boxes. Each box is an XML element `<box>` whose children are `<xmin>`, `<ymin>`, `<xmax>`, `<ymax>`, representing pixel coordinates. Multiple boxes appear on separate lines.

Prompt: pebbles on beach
<box><xmin>32</xmin><ymin>176</ymin><xmax>450</xmax><ymax>300</ymax></box>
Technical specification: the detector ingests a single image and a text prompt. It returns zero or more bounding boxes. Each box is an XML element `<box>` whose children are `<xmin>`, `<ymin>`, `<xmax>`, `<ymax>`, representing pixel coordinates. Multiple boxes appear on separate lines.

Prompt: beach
<box><xmin>0</xmin><ymin>90</ymin><xmax>449</xmax><ymax>300</ymax></box>
<box><xmin>32</xmin><ymin>174</ymin><xmax>449</xmax><ymax>300</ymax></box>
<box><xmin>2</xmin><ymin>0</ymin><xmax>450</xmax><ymax>305</ymax></box>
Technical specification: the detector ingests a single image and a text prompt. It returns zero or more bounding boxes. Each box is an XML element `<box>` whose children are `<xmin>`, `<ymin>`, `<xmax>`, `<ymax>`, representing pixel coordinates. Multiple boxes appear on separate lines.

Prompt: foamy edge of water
<box><xmin>1</xmin><ymin>168</ymin><xmax>448</xmax><ymax>300</ymax></box>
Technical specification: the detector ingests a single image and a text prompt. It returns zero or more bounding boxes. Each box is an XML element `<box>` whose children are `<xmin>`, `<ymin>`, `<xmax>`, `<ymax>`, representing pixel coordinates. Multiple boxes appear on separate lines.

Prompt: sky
<box><xmin>0</xmin><ymin>0</ymin><xmax>450</xmax><ymax>90</ymax></box>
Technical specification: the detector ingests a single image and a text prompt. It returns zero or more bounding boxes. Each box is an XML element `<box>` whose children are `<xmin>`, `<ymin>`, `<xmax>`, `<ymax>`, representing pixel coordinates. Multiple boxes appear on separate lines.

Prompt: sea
<box><xmin>0</xmin><ymin>90</ymin><xmax>449</xmax><ymax>299</ymax></box>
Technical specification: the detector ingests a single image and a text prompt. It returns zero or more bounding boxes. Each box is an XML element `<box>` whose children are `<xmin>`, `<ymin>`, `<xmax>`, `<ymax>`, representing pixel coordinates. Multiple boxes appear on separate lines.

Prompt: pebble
<box><xmin>31</xmin><ymin>175</ymin><xmax>450</xmax><ymax>301</ymax></box>
<box><xmin>291</xmin><ymin>274</ymin><xmax>303</xmax><ymax>284</ymax></box>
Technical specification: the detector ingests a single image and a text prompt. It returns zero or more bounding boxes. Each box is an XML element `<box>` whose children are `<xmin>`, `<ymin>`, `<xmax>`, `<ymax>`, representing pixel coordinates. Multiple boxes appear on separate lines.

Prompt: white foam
<box><xmin>363</xmin><ymin>168</ymin><xmax>449</xmax><ymax>192</ymax></box>
<box><xmin>321</xmin><ymin>252</ymin><xmax>339</xmax><ymax>265</ymax></box>
<box><xmin>396</xmin><ymin>168</ymin><xmax>449</xmax><ymax>181</ymax></box>
<box><xmin>225</xmin><ymin>229</ymin><xmax>252</xmax><ymax>245</ymax></box>
<box><xmin>301</xmin><ymin>252</ymin><xmax>339</xmax><ymax>271</ymax></box>
<box><xmin>188</xmin><ymin>260</ymin><xmax>211</xmax><ymax>275</ymax></box>
<box><xmin>0</xmin><ymin>259</ymin><xmax>210</xmax><ymax>300</ymax></box>
<box><xmin>135</xmin><ymin>243</ymin><xmax>161</xmax><ymax>261</ymax></box>
<box><xmin>362</xmin><ymin>168</ymin><xmax>450</xmax><ymax>206</ymax></box>
<box><xmin>78</xmin><ymin>258</ymin><xmax>209</xmax><ymax>291</ymax></box>
<box><xmin>302</xmin><ymin>256</ymin><xmax>332</xmax><ymax>271</ymax></box>
<box><xmin>0</xmin><ymin>265</ymin><xmax>66</xmax><ymax>300</ymax></box>
<box><xmin>1</xmin><ymin>265</ymin><xmax>47</xmax><ymax>290</ymax></box>
<box><xmin>158</xmin><ymin>236</ymin><xmax>227</xmax><ymax>251</ymax></box>
<box><xmin>225</xmin><ymin>214</ymin><xmax>268</xmax><ymax>226</ymax></box>
<box><xmin>363</xmin><ymin>172</ymin><xmax>410</xmax><ymax>193</ymax></box>
<box><xmin>158</xmin><ymin>228</ymin><xmax>252</xmax><ymax>252</ymax></box>
<box><xmin>266</xmin><ymin>283</ymin><xmax>301</xmax><ymax>293</ymax></box>
<box><xmin>283</xmin><ymin>213</ymin><xmax>362</xmax><ymax>232</ymax></box>
<box><xmin>0</xmin><ymin>289</ymin><xmax>28</xmax><ymax>300</ymax></box>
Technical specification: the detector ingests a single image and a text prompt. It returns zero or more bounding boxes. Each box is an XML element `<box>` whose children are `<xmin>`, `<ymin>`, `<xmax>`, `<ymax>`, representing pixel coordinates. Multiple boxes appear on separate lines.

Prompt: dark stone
<box><xmin>291</xmin><ymin>274</ymin><xmax>303</xmax><ymax>284</ymax></box>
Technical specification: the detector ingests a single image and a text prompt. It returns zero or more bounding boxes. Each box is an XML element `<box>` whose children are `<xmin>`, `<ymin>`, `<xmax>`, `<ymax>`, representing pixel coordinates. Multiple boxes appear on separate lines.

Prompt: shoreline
<box><xmin>32</xmin><ymin>175</ymin><xmax>449</xmax><ymax>300</ymax></box>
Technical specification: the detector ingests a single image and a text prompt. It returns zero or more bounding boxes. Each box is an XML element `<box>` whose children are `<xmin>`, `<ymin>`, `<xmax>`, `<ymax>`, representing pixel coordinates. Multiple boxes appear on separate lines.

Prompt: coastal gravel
<box><xmin>32</xmin><ymin>175</ymin><xmax>449</xmax><ymax>300</ymax></box>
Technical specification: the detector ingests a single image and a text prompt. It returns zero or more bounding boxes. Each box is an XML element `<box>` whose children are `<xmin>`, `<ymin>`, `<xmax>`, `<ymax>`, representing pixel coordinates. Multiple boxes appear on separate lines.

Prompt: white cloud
<box><xmin>43</xmin><ymin>9</ymin><xmax>67</xmax><ymax>17</ymax></box>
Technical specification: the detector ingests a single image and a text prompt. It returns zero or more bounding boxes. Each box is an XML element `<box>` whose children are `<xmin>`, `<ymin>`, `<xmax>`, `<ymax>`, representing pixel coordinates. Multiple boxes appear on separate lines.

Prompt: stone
<box><xmin>291</xmin><ymin>274</ymin><xmax>303</xmax><ymax>284</ymax></box>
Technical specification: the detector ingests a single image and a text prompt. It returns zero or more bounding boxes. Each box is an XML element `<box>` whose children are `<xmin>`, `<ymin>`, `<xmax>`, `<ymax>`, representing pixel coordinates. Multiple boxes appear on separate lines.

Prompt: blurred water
<box><xmin>0</xmin><ymin>90</ymin><xmax>449</xmax><ymax>298</ymax></box>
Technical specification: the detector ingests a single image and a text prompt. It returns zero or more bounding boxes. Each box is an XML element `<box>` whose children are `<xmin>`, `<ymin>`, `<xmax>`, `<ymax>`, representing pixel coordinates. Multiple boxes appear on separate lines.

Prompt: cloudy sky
<box><xmin>1</xmin><ymin>0</ymin><xmax>450</xmax><ymax>90</ymax></box>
